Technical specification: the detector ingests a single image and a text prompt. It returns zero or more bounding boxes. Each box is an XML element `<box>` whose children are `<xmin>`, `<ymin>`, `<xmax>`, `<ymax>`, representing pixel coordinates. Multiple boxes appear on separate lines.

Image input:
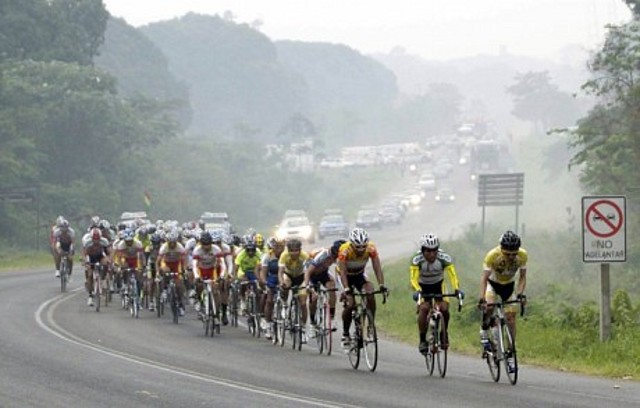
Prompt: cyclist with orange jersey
<box><xmin>115</xmin><ymin>229</ymin><xmax>146</xmax><ymax>305</ymax></box>
<box><xmin>337</xmin><ymin>228</ymin><xmax>387</xmax><ymax>348</ymax></box>
<box><xmin>157</xmin><ymin>230</ymin><xmax>188</xmax><ymax>316</ymax></box>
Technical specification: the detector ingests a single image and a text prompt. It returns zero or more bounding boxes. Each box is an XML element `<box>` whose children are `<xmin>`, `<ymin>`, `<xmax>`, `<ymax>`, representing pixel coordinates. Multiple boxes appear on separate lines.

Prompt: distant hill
<box><xmin>372</xmin><ymin>48</ymin><xmax>591</xmax><ymax>132</ymax></box>
<box><xmin>95</xmin><ymin>17</ymin><xmax>192</xmax><ymax>128</ymax></box>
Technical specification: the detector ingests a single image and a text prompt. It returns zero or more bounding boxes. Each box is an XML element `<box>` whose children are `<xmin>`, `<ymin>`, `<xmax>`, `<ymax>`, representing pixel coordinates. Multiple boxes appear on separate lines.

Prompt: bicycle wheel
<box><xmin>104</xmin><ymin>272</ymin><xmax>111</xmax><ymax>307</ymax></box>
<box><xmin>291</xmin><ymin>300</ymin><xmax>302</xmax><ymax>351</ymax></box>
<box><xmin>94</xmin><ymin>273</ymin><xmax>101</xmax><ymax>312</ymax></box>
<box><xmin>315</xmin><ymin>296</ymin><xmax>325</xmax><ymax>354</ymax></box>
<box><xmin>425</xmin><ymin>321</ymin><xmax>436</xmax><ymax>376</ymax></box>
<box><xmin>362</xmin><ymin>309</ymin><xmax>378</xmax><ymax>372</ymax></box>
<box><xmin>60</xmin><ymin>258</ymin><xmax>67</xmax><ymax>293</ymax></box>
<box><xmin>325</xmin><ymin>301</ymin><xmax>333</xmax><ymax>356</ymax></box>
<box><xmin>169</xmin><ymin>285</ymin><xmax>179</xmax><ymax>324</ymax></box>
<box><xmin>248</xmin><ymin>294</ymin><xmax>257</xmax><ymax>336</ymax></box>
<box><xmin>348</xmin><ymin>316</ymin><xmax>361</xmax><ymax>370</ymax></box>
<box><xmin>129</xmin><ymin>281</ymin><xmax>137</xmax><ymax>318</ymax></box>
<box><xmin>208</xmin><ymin>292</ymin><xmax>217</xmax><ymax>338</ymax></box>
<box><xmin>156</xmin><ymin>282</ymin><xmax>163</xmax><ymax>318</ymax></box>
<box><xmin>486</xmin><ymin>325</ymin><xmax>501</xmax><ymax>382</ymax></box>
<box><xmin>229</xmin><ymin>285</ymin><xmax>239</xmax><ymax>327</ymax></box>
<box><xmin>276</xmin><ymin>299</ymin><xmax>285</xmax><ymax>347</ymax></box>
<box><xmin>503</xmin><ymin>323</ymin><xmax>518</xmax><ymax>385</ymax></box>
<box><xmin>436</xmin><ymin>320</ymin><xmax>448</xmax><ymax>378</ymax></box>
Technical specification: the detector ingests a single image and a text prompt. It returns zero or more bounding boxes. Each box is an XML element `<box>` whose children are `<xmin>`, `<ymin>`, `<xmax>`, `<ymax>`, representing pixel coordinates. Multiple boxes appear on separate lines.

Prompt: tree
<box><xmin>0</xmin><ymin>0</ymin><xmax>108</xmax><ymax>65</ymax></box>
<box><xmin>507</xmin><ymin>71</ymin><xmax>583</xmax><ymax>134</ymax></box>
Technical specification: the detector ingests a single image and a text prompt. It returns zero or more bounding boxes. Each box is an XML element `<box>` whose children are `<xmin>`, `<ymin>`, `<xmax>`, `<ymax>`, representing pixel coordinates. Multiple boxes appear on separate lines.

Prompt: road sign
<box><xmin>582</xmin><ymin>196</ymin><xmax>626</xmax><ymax>262</ymax></box>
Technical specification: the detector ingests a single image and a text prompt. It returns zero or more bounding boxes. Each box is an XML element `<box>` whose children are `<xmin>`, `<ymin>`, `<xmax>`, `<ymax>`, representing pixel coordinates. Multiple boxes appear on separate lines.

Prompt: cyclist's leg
<box><xmin>325</xmin><ymin>276</ymin><xmax>337</xmax><ymax>319</ymax></box>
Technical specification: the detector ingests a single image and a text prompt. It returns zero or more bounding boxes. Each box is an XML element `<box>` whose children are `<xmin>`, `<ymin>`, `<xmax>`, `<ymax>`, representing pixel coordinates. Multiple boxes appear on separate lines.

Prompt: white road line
<box><xmin>35</xmin><ymin>291</ymin><xmax>360</xmax><ymax>408</ymax></box>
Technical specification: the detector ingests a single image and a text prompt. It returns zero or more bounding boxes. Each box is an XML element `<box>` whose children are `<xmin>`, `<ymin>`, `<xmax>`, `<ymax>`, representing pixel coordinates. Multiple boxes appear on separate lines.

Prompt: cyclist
<box><xmin>157</xmin><ymin>230</ymin><xmax>188</xmax><ymax>316</ymax></box>
<box><xmin>234</xmin><ymin>236</ymin><xmax>263</xmax><ymax>315</ymax></box>
<box><xmin>337</xmin><ymin>228</ymin><xmax>387</xmax><ymax>348</ymax></box>
<box><xmin>115</xmin><ymin>229</ymin><xmax>146</xmax><ymax>306</ymax></box>
<box><xmin>303</xmin><ymin>239</ymin><xmax>345</xmax><ymax>328</ymax></box>
<box><xmin>192</xmin><ymin>231</ymin><xmax>225</xmax><ymax>320</ymax></box>
<box><xmin>278</xmin><ymin>238</ymin><xmax>310</xmax><ymax>342</ymax></box>
<box><xmin>52</xmin><ymin>216</ymin><xmax>76</xmax><ymax>279</ymax></box>
<box><xmin>478</xmin><ymin>230</ymin><xmax>528</xmax><ymax>360</ymax></box>
<box><xmin>145</xmin><ymin>232</ymin><xmax>163</xmax><ymax>312</ymax></box>
<box><xmin>81</xmin><ymin>227</ymin><xmax>112</xmax><ymax>306</ymax></box>
<box><xmin>258</xmin><ymin>236</ymin><xmax>285</xmax><ymax>339</ymax></box>
<box><xmin>213</xmin><ymin>230</ymin><xmax>235</xmax><ymax>325</ymax></box>
<box><xmin>410</xmin><ymin>233</ymin><xmax>461</xmax><ymax>354</ymax></box>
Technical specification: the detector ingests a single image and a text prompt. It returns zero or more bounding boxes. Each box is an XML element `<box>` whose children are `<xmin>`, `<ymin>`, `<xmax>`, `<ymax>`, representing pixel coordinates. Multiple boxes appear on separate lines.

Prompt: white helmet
<box><xmin>419</xmin><ymin>233</ymin><xmax>439</xmax><ymax>250</ymax></box>
<box><xmin>349</xmin><ymin>228</ymin><xmax>369</xmax><ymax>247</ymax></box>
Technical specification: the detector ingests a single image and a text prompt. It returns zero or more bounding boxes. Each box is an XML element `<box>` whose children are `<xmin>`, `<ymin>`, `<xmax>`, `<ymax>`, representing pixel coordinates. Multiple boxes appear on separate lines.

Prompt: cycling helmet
<box><xmin>124</xmin><ymin>228</ymin><xmax>135</xmax><ymax>242</ymax></box>
<box><xmin>242</xmin><ymin>234</ymin><xmax>255</xmax><ymax>246</ymax></box>
<box><xmin>232</xmin><ymin>234</ymin><xmax>241</xmax><ymax>247</ymax></box>
<box><xmin>419</xmin><ymin>233</ymin><xmax>439</xmax><ymax>250</ymax></box>
<box><xmin>245</xmin><ymin>241</ymin><xmax>257</xmax><ymax>252</ymax></box>
<box><xmin>147</xmin><ymin>225</ymin><xmax>156</xmax><ymax>235</ymax></box>
<box><xmin>500</xmin><ymin>230</ymin><xmax>521</xmax><ymax>251</ymax></box>
<box><xmin>331</xmin><ymin>239</ymin><xmax>347</xmax><ymax>257</ymax></box>
<box><xmin>56</xmin><ymin>216</ymin><xmax>66</xmax><ymax>227</ymax></box>
<box><xmin>150</xmin><ymin>232</ymin><xmax>162</xmax><ymax>245</ymax></box>
<box><xmin>137</xmin><ymin>226</ymin><xmax>148</xmax><ymax>237</ymax></box>
<box><xmin>286</xmin><ymin>238</ymin><xmax>302</xmax><ymax>251</ymax></box>
<box><xmin>200</xmin><ymin>231</ymin><xmax>213</xmax><ymax>245</ymax></box>
<box><xmin>198</xmin><ymin>219</ymin><xmax>205</xmax><ymax>230</ymax></box>
<box><xmin>166</xmin><ymin>231</ymin><xmax>179</xmax><ymax>243</ymax></box>
<box><xmin>59</xmin><ymin>219</ymin><xmax>69</xmax><ymax>229</ymax></box>
<box><xmin>349</xmin><ymin>228</ymin><xmax>369</xmax><ymax>247</ymax></box>
<box><xmin>90</xmin><ymin>216</ymin><xmax>100</xmax><ymax>228</ymax></box>
<box><xmin>211</xmin><ymin>229</ymin><xmax>223</xmax><ymax>244</ymax></box>
<box><xmin>255</xmin><ymin>233</ymin><xmax>264</xmax><ymax>248</ymax></box>
<box><xmin>267</xmin><ymin>236</ymin><xmax>285</xmax><ymax>250</ymax></box>
<box><xmin>99</xmin><ymin>219</ymin><xmax>110</xmax><ymax>230</ymax></box>
<box><xmin>91</xmin><ymin>227</ymin><xmax>101</xmax><ymax>241</ymax></box>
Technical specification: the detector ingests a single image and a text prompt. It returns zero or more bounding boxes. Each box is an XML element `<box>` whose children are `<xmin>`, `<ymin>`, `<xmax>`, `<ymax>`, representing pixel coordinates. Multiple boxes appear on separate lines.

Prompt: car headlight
<box><xmin>450</xmin><ymin>195</ymin><xmax>456</xmax><ymax>201</ymax></box>
<box><xmin>276</xmin><ymin>229</ymin><xmax>287</xmax><ymax>240</ymax></box>
<box><xmin>435</xmin><ymin>195</ymin><xmax>441</xmax><ymax>201</ymax></box>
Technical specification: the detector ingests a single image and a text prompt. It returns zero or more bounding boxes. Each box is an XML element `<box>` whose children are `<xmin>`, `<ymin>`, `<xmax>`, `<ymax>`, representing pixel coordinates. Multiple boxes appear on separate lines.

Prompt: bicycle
<box><xmin>202</xmin><ymin>278</ymin><xmax>221</xmax><ymax>337</ymax></box>
<box><xmin>243</xmin><ymin>281</ymin><xmax>263</xmax><ymax>338</ymax></box>
<box><xmin>285</xmin><ymin>285</ymin><xmax>304</xmax><ymax>351</ymax></box>
<box><xmin>59</xmin><ymin>253</ymin><xmax>71</xmax><ymax>293</ymax></box>
<box><xmin>346</xmin><ymin>288</ymin><xmax>388</xmax><ymax>372</ymax></box>
<box><xmin>89</xmin><ymin>262</ymin><xmax>104</xmax><ymax>312</ymax></box>
<box><xmin>309</xmin><ymin>283</ymin><xmax>338</xmax><ymax>355</ymax></box>
<box><xmin>482</xmin><ymin>297</ymin><xmax>525</xmax><ymax>385</ymax></box>
<box><xmin>272</xmin><ymin>287</ymin><xmax>287</xmax><ymax>347</ymax></box>
<box><xmin>227</xmin><ymin>279</ymin><xmax>240</xmax><ymax>327</ymax></box>
<box><xmin>165</xmin><ymin>271</ymin><xmax>181</xmax><ymax>324</ymax></box>
<box><xmin>155</xmin><ymin>274</ymin><xmax>165</xmax><ymax>318</ymax></box>
<box><xmin>128</xmin><ymin>268</ymin><xmax>141</xmax><ymax>318</ymax></box>
<box><xmin>419</xmin><ymin>292</ymin><xmax>463</xmax><ymax>378</ymax></box>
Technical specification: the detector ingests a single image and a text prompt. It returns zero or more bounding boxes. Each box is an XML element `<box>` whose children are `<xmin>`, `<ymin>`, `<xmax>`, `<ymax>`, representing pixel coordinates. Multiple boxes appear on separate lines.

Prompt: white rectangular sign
<box><xmin>582</xmin><ymin>196</ymin><xmax>626</xmax><ymax>263</ymax></box>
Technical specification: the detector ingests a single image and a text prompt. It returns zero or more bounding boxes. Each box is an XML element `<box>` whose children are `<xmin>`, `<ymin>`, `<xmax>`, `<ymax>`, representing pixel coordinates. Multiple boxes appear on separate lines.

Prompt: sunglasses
<box><xmin>354</xmin><ymin>245</ymin><xmax>367</xmax><ymax>251</ymax></box>
<box><xmin>501</xmin><ymin>250</ymin><xmax>518</xmax><ymax>256</ymax></box>
<box><xmin>423</xmin><ymin>248</ymin><xmax>438</xmax><ymax>253</ymax></box>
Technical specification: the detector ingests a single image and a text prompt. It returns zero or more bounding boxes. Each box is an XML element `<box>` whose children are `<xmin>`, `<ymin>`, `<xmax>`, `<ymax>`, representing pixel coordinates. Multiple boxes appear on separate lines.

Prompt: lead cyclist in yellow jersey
<box><xmin>278</xmin><ymin>238</ymin><xmax>310</xmax><ymax>340</ymax></box>
<box><xmin>337</xmin><ymin>228</ymin><xmax>387</xmax><ymax>348</ymax></box>
<box><xmin>478</xmin><ymin>230</ymin><xmax>527</xmax><ymax>350</ymax></box>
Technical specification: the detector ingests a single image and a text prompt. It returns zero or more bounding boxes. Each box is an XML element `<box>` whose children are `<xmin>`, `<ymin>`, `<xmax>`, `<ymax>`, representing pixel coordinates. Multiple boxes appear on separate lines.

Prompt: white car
<box><xmin>275</xmin><ymin>216</ymin><xmax>316</xmax><ymax>244</ymax></box>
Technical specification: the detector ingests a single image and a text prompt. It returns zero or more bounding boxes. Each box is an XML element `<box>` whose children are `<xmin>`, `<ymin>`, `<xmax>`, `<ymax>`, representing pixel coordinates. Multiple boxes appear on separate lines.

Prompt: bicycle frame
<box><xmin>310</xmin><ymin>284</ymin><xmax>338</xmax><ymax>356</ymax></box>
<box><xmin>202</xmin><ymin>278</ymin><xmax>221</xmax><ymax>337</ymax></box>
<box><xmin>484</xmin><ymin>298</ymin><xmax>525</xmax><ymax>385</ymax></box>
<box><xmin>91</xmin><ymin>262</ymin><xmax>103</xmax><ymax>312</ymax></box>
<box><xmin>59</xmin><ymin>253</ymin><xmax>70</xmax><ymax>293</ymax></box>
<box><xmin>346</xmin><ymin>289</ymin><xmax>387</xmax><ymax>372</ymax></box>
<box><xmin>419</xmin><ymin>292</ymin><xmax>463</xmax><ymax>378</ymax></box>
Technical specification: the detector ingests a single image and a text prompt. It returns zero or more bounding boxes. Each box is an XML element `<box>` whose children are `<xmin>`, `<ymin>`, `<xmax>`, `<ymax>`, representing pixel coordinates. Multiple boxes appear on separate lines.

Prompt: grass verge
<box><xmin>0</xmin><ymin>250</ymin><xmax>52</xmax><ymax>272</ymax></box>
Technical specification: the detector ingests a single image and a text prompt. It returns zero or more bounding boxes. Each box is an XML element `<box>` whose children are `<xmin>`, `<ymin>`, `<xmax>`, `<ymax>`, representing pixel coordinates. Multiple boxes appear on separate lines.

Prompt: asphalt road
<box><xmin>2</xmin><ymin>165</ymin><xmax>639</xmax><ymax>407</ymax></box>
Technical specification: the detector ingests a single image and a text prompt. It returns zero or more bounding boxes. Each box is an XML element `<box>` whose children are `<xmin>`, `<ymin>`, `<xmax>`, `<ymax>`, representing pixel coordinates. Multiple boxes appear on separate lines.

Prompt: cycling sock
<box><xmin>419</xmin><ymin>332</ymin><xmax>426</xmax><ymax>343</ymax></box>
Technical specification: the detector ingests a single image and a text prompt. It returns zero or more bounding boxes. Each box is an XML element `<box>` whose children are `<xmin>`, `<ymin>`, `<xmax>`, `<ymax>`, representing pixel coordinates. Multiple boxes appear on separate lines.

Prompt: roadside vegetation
<box><xmin>377</xmin><ymin>225</ymin><xmax>640</xmax><ymax>379</ymax></box>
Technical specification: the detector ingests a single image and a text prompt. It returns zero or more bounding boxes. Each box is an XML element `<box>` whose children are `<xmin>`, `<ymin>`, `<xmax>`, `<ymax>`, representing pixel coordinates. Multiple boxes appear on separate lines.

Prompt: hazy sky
<box><xmin>103</xmin><ymin>0</ymin><xmax>631</xmax><ymax>61</ymax></box>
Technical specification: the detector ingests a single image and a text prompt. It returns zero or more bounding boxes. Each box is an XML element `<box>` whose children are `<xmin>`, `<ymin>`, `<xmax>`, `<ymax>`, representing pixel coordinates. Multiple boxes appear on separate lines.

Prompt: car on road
<box><xmin>435</xmin><ymin>186</ymin><xmax>456</xmax><ymax>203</ymax></box>
<box><xmin>200</xmin><ymin>211</ymin><xmax>234</xmax><ymax>234</ymax></box>
<box><xmin>318</xmin><ymin>213</ymin><xmax>349</xmax><ymax>239</ymax></box>
<box><xmin>355</xmin><ymin>208</ymin><xmax>382</xmax><ymax>230</ymax></box>
<box><xmin>418</xmin><ymin>172</ymin><xmax>436</xmax><ymax>191</ymax></box>
<box><xmin>275</xmin><ymin>216</ymin><xmax>316</xmax><ymax>244</ymax></box>
<box><xmin>378</xmin><ymin>205</ymin><xmax>403</xmax><ymax>225</ymax></box>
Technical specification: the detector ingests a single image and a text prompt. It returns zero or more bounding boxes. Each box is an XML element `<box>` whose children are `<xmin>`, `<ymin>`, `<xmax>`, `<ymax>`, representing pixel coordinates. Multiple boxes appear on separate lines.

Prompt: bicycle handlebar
<box><xmin>485</xmin><ymin>298</ymin><xmax>526</xmax><ymax>317</ymax></box>
<box><xmin>420</xmin><ymin>292</ymin><xmax>463</xmax><ymax>312</ymax></box>
<box><xmin>350</xmin><ymin>288</ymin><xmax>388</xmax><ymax>305</ymax></box>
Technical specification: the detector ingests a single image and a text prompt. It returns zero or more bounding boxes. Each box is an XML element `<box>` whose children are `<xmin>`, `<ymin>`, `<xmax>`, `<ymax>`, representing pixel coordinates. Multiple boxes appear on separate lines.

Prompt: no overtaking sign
<box><xmin>582</xmin><ymin>196</ymin><xmax>626</xmax><ymax>262</ymax></box>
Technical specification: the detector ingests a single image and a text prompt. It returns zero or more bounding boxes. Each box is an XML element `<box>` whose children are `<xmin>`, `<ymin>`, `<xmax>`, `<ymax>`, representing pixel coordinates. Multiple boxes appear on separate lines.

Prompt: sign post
<box><xmin>582</xmin><ymin>195</ymin><xmax>626</xmax><ymax>341</ymax></box>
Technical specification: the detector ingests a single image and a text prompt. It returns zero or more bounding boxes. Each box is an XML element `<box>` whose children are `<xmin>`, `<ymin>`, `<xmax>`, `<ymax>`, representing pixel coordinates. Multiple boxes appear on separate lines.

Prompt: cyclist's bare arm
<box><xmin>371</xmin><ymin>256</ymin><xmax>384</xmax><ymax>287</ymax></box>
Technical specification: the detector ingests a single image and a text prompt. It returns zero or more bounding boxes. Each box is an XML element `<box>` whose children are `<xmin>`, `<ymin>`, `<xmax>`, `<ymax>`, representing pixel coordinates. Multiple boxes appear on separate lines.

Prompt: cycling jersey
<box><xmin>409</xmin><ymin>249</ymin><xmax>459</xmax><ymax>292</ymax></box>
<box><xmin>192</xmin><ymin>243</ymin><xmax>224</xmax><ymax>280</ymax></box>
<box><xmin>158</xmin><ymin>242</ymin><xmax>186</xmax><ymax>273</ymax></box>
<box><xmin>483</xmin><ymin>246</ymin><xmax>528</xmax><ymax>284</ymax></box>
<box><xmin>260</xmin><ymin>250</ymin><xmax>281</xmax><ymax>287</ymax></box>
<box><xmin>53</xmin><ymin>227</ymin><xmax>75</xmax><ymax>252</ymax></box>
<box><xmin>278</xmin><ymin>249</ymin><xmax>309</xmax><ymax>278</ymax></box>
<box><xmin>115</xmin><ymin>239</ymin><xmax>144</xmax><ymax>269</ymax></box>
<box><xmin>235</xmin><ymin>248</ymin><xmax>262</xmax><ymax>278</ymax></box>
<box><xmin>337</xmin><ymin>241</ymin><xmax>378</xmax><ymax>275</ymax></box>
